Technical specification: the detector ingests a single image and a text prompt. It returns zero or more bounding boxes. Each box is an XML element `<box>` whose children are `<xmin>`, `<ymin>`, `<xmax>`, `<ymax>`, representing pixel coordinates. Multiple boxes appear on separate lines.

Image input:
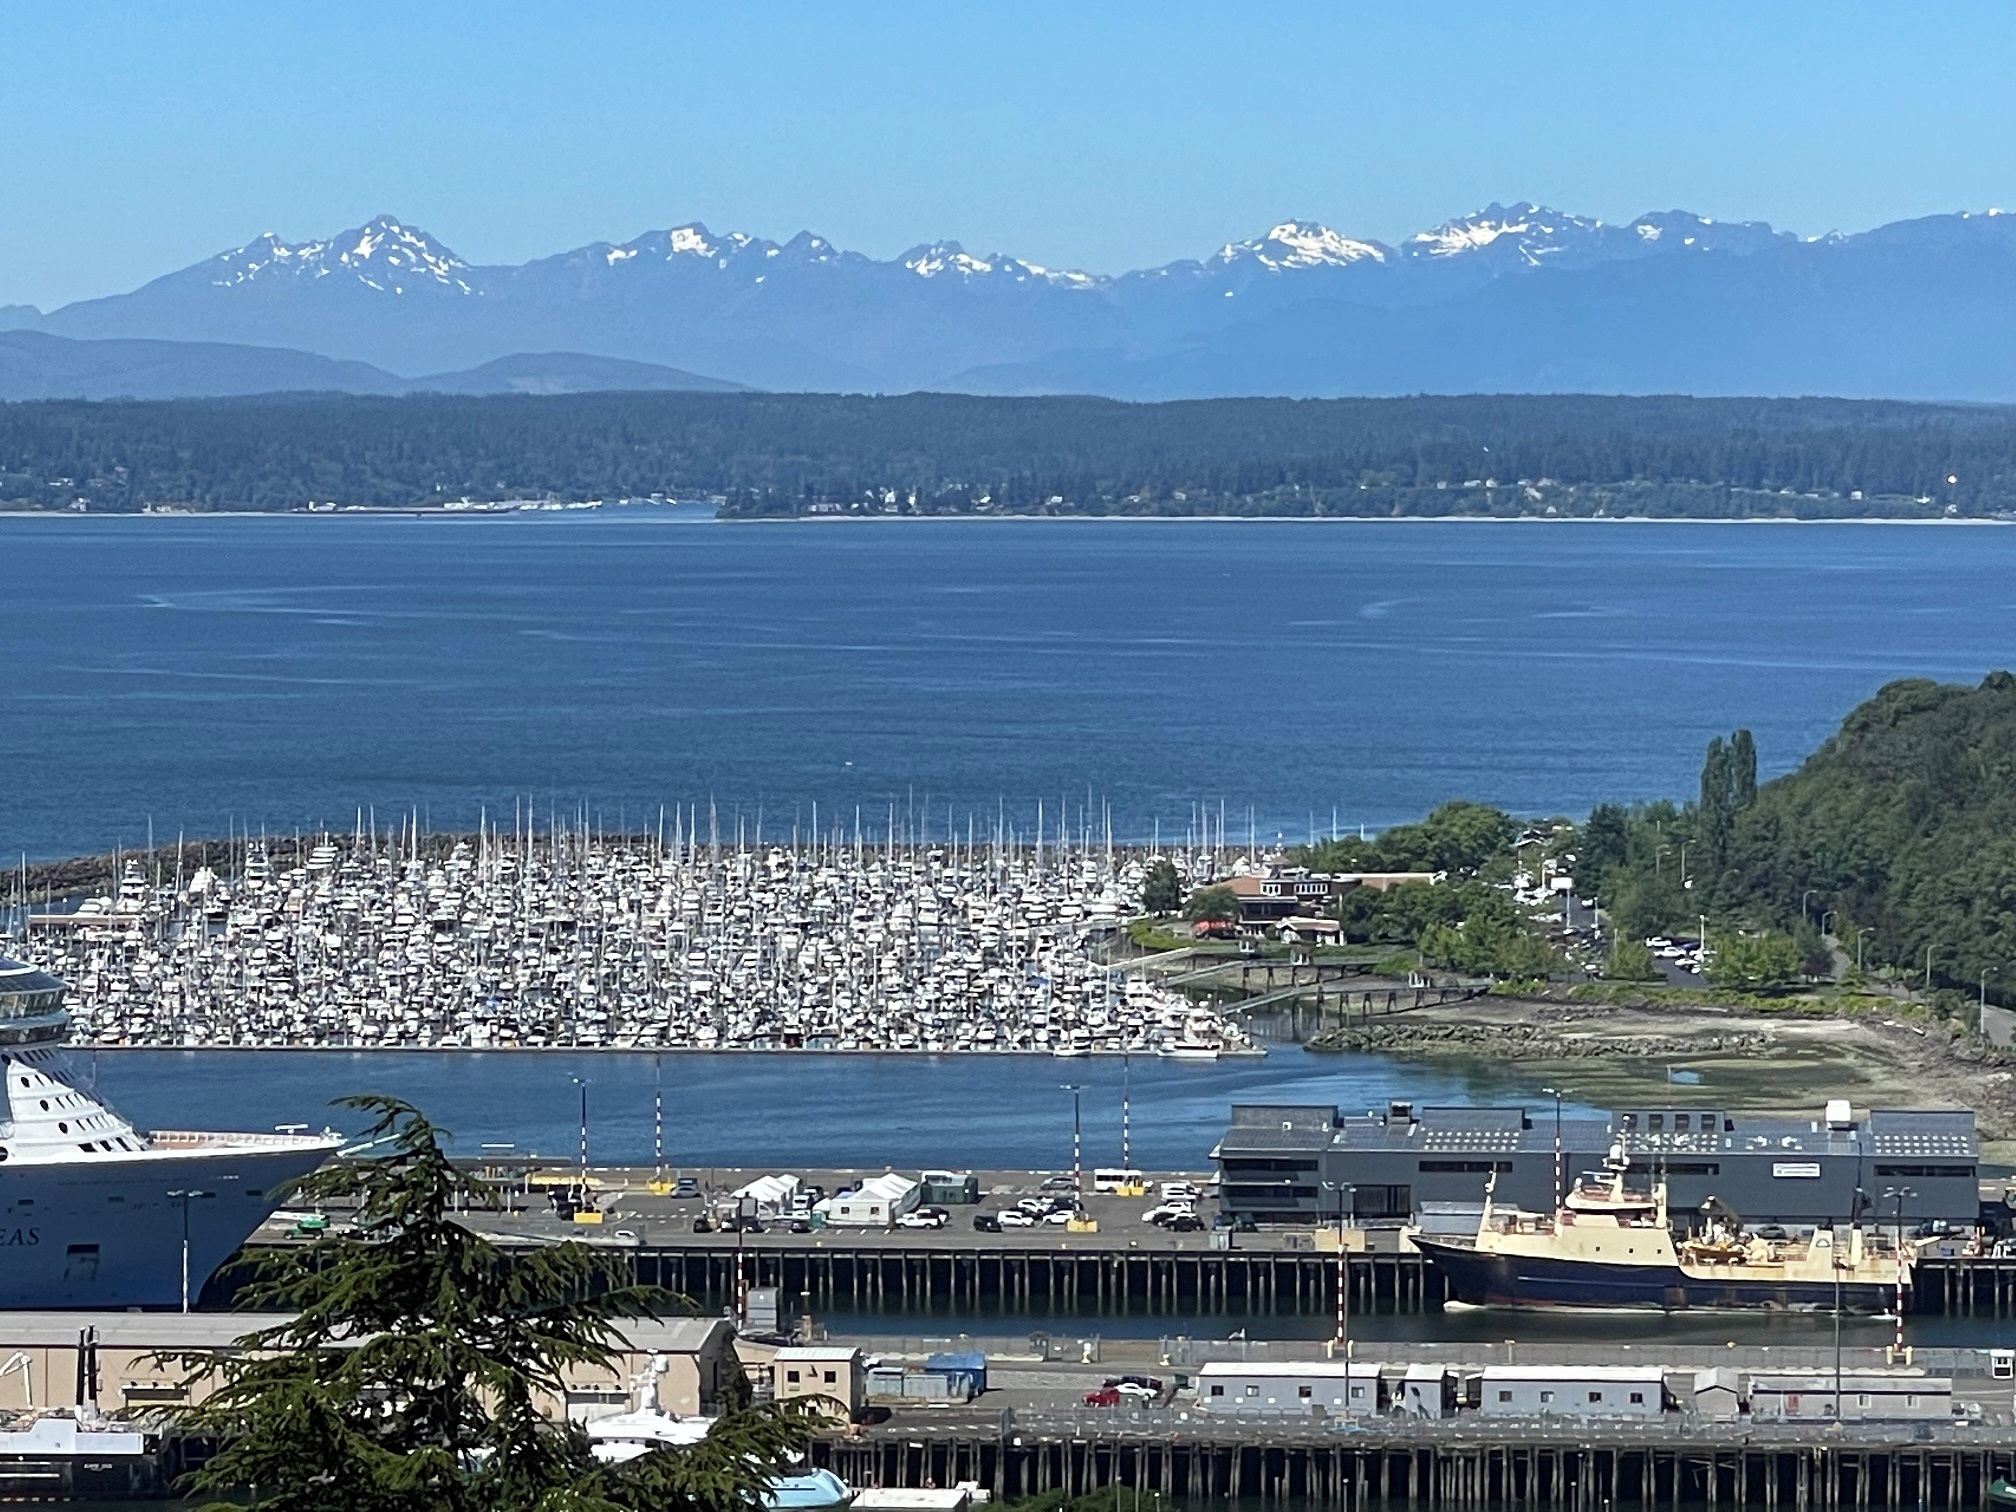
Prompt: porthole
<box><xmin>57</xmin><ymin>1122</ymin><xmax>67</xmax><ymax>1133</ymax></box>
<box><xmin>37</xmin><ymin>1100</ymin><xmax>46</xmax><ymax>1112</ymax></box>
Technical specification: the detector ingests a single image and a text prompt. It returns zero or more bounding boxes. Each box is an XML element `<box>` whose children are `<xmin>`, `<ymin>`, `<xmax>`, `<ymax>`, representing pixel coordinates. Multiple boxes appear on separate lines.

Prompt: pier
<box><xmin>816</xmin><ymin>1419</ymin><xmax>2016</xmax><ymax>1510</ymax></box>
<box><xmin>470</xmin><ymin>1233</ymin><xmax>2014</xmax><ymax>1320</ymax></box>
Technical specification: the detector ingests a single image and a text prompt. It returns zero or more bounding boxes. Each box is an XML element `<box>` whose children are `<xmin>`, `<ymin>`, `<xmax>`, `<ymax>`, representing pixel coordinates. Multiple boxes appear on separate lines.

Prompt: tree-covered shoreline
<box><xmin>1</xmin><ymin>389</ymin><xmax>2011</xmax><ymax>516</ymax></box>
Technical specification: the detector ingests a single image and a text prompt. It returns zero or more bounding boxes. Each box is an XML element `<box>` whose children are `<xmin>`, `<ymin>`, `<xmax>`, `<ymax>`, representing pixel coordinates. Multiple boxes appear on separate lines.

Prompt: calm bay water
<box><xmin>70</xmin><ymin>1046</ymin><xmax>1566</xmax><ymax>1171</ymax></box>
<box><xmin>12</xmin><ymin>512</ymin><xmax>2016</xmax><ymax>1351</ymax></box>
<box><xmin>4</xmin><ymin>512</ymin><xmax>2013</xmax><ymax>862</ymax></box>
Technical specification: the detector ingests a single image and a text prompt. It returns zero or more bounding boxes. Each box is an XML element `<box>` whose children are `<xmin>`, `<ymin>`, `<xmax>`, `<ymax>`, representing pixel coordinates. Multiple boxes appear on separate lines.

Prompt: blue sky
<box><xmin>2</xmin><ymin>2</ymin><xmax>2011</xmax><ymax>309</ymax></box>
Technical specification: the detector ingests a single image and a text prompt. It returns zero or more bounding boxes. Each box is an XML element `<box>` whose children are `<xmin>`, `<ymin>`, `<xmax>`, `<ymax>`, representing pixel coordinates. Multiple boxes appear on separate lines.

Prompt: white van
<box><xmin>1092</xmin><ymin>1168</ymin><xmax>1145</xmax><ymax>1193</ymax></box>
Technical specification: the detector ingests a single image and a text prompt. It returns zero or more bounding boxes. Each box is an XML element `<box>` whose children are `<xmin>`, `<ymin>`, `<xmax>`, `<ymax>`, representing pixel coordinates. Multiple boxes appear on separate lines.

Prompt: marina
<box><xmin>16</xmin><ymin>828</ymin><xmax>1263</xmax><ymax>1056</ymax></box>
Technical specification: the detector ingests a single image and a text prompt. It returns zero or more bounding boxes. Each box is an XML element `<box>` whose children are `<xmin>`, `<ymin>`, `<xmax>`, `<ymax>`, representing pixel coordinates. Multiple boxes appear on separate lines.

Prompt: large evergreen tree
<box><xmin>173</xmin><ymin>1096</ymin><xmax>809</xmax><ymax>1512</ymax></box>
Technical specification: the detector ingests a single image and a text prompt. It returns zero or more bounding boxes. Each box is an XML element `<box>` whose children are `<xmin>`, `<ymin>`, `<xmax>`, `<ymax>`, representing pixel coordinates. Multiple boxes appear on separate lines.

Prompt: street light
<box><xmin>1854</xmin><ymin>927</ymin><xmax>1870</xmax><ymax>973</ymax></box>
<box><xmin>1925</xmin><ymin>944</ymin><xmax>1940</xmax><ymax>993</ymax></box>
<box><xmin>1820</xmin><ymin>911</ymin><xmax>1837</xmax><ymax>938</ymax></box>
<box><xmin>1060</xmin><ymin>1084</ymin><xmax>1084</xmax><ymax>1208</ymax></box>
<box><xmin>570</xmin><ymin>1075</ymin><xmax>591</xmax><ymax>1213</ymax></box>
<box><xmin>166</xmin><ymin>1189</ymin><xmax>215</xmax><ymax>1314</ymax></box>
<box><xmin>1802</xmin><ymin>889</ymin><xmax>1819</xmax><ymax>924</ymax></box>
<box><xmin>1541</xmin><ymin>1087</ymin><xmax>1568</xmax><ymax>1208</ymax></box>
<box><xmin>1319</xmin><ymin>1178</ymin><xmax>1356</xmax><ymax>1362</ymax></box>
<box><xmin>1882</xmin><ymin>1186</ymin><xmax>1918</xmax><ymax>1359</ymax></box>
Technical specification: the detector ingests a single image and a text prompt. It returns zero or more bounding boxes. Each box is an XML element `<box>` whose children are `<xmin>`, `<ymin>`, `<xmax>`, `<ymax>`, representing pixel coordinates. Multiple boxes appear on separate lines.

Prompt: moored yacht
<box><xmin>0</xmin><ymin>957</ymin><xmax>342</xmax><ymax>1308</ymax></box>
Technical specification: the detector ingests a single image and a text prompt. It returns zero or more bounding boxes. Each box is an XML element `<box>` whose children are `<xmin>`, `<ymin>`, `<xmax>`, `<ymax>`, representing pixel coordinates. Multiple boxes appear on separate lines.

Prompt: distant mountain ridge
<box><xmin>9</xmin><ymin>202</ymin><xmax>2016</xmax><ymax>400</ymax></box>
<box><xmin>0</xmin><ymin>331</ymin><xmax>741</xmax><ymax>402</ymax></box>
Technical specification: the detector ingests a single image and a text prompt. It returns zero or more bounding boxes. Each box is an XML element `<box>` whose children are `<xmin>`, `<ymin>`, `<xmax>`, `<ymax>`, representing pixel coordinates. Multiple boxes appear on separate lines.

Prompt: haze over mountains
<box><xmin>4</xmin><ymin>203</ymin><xmax>2015</xmax><ymax>401</ymax></box>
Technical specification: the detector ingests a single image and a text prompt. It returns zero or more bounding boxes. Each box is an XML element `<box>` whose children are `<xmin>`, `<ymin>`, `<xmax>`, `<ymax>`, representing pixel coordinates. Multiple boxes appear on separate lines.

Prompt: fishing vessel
<box><xmin>1414</xmin><ymin>1146</ymin><xmax>1911</xmax><ymax>1313</ymax></box>
<box><xmin>0</xmin><ymin>956</ymin><xmax>341</xmax><ymax>1308</ymax></box>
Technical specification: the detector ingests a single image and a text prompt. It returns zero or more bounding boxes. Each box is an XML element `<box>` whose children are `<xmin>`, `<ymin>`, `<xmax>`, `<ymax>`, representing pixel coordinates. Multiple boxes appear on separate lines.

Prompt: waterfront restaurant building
<box><xmin>1211</xmin><ymin>1101</ymin><xmax>1980</xmax><ymax>1230</ymax></box>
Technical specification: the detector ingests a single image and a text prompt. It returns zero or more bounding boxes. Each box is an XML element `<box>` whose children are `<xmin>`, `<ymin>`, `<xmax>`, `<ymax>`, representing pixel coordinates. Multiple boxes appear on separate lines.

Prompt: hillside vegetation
<box><xmin>0</xmin><ymin>390</ymin><xmax>2012</xmax><ymax>515</ymax></box>
<box><xmin>1721</xmin><ymin>673</ymin><xmax>2016</xmax><ymax>995</ymax></box>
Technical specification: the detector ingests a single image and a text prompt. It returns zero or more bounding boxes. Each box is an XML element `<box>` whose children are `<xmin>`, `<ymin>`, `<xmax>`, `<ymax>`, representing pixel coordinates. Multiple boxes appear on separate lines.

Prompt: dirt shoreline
<box><xmin>1306</xmin><ymin>995</ymin><xmax>2016</xmax><ymax>1144</ymax></box>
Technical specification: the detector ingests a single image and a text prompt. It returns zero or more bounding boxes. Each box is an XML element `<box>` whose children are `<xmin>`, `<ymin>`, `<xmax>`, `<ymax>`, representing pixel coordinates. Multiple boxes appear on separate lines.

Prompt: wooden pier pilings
<box><xmin>621</xmin><ymin>1243</ymin><xmax>1441</xmax><ymax>1316</ymax></box>
<box><xmin>603</xmin><ymin>1245</ymin><xmax>2014</xmax><ymax>1319</ymax></box>
<box><xmin>815</xmin><ymin>1426</ymin><xmax>2016</xmax><ymax>1510</ymax></box>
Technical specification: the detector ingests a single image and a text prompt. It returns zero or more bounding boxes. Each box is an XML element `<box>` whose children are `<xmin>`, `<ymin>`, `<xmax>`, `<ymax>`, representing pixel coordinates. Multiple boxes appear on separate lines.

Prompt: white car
<box><xmin>1161</xmin><ymin>1182</ymin><xmax>1201</xmax><ymax>1201</ymax></box>
<box><xmin>1042</xmin><ymin>1208</ymin><xmax>1074</xmax><ymax>1225</ymax></box>
<box><xmin>1142</xmin><ymin>1203</ymin><xmax>1195</xmax><ymax>1224</ymax></box>
<box><xmin>998</xmin><ymin>1209</ymin><xmax>1036</xmax><ymax>1228</ymax></box>
<box><xmin>1114</xmin><ymin>1381</ymin><xmax>1155</xmax><ymax>1399</ymax></box>
<box><xmin>895</xmin><ymin>1210</ymin><xmax>946</xmax><ymax>1230</ymax></box>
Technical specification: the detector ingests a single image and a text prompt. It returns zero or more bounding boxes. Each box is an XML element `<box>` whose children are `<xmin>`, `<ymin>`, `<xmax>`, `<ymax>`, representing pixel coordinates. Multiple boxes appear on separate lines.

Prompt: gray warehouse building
<box><xmin>1212</xmin><ymin>1101</ymin><xmax>1979</xmax><ymax>1230</ymax></box>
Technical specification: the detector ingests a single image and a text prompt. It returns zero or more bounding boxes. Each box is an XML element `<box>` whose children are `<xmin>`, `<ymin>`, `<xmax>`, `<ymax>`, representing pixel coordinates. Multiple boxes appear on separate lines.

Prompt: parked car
<box><xmin>998</xmin><ymin>1209</ymin><xmax>1036</xmax><ymax>1228</ymax></box>
<box><xmin>1166</xmin><ymin>1214</ymin><xmax>1204</xmax><ymax>1232</ymax></box>
<box><xmin>972</xmin><ymin>1212</ymin><xmax>1002</xmax><ymax>1233</ymax></box>
<box><xmin>1106</xmin><ymin>1375</ymin><xmax>1163</xmax><ymax>1393</ymax></box>
<box><xmin>1082</xmin><ymin>1387</ymin><xmax>1122</xmax><ymax>1407</ymax></box>
<box><xmin>1143</xmin><ymin>1203</ymin><xmax>1195</xmax><ymax>1225</ymax></box>
<box><xmin>1016</xmin><ymin>1197</ymin><xmax>1055</xmax><ymax>1216</ymax></box>
<box><xmin>1042</xmin><ymin>1208</ymin><xmax>1074</xmax><ymax>1225</ymax></box>
<box><xmin>895</xmin><ymin>1207</ymin><xmax>948</xmax><ymax>1230</ymax></box>
<box><xmin>1161</xmin><ymin>1182</ymin><xmax>1202</xmax><ymax>1202</ymax></box>
<box><xmin>670</xmin><ymin>1176</ymin><xmax>700</xmax><ymax>1199</ymax></box>
<box><xmin>692</xmin><ymin>1214</ymin><xmax>715</xmax><ymax>1233</ymax></box>
<box><xmin>1041</xmin><ymin>1174</ymin><xmax>1079</xmax><ymax>1192</ymax></box>
<box><xmin>784</xmin><ymin>1217</ymin><xmax>813</xmax><ymax>1234</ymax></box>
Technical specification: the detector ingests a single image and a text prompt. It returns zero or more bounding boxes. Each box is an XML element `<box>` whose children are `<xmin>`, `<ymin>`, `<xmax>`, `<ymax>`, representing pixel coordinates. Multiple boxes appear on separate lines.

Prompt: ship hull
<box><xmin>0</xmin><ymin>1143</ymin><xmax>335</xmax><ymax>1309</ymax></box>
<box><xmin>1416</xmin><ymin>1236</ymin><xmax>1902</xmax><ymax>1313</ymax></box>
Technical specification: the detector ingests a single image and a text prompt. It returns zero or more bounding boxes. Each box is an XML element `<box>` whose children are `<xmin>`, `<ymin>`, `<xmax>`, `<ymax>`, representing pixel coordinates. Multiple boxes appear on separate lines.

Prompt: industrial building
<box><xmin>1196</xmin><ymin>1360</ymin><xmax>1383</xmax><ymax>1415</ymax></box>
<box><xmin>1748</xmin><ymin>1371</ymin><xmax>1953</xmax><ymax>1422</ymax></box>
<box><xmin>1212</xmin><ymin>1100</ymin><xmax>1980</xmax><ymax>1230</ymax></box>
<box><xmin>1478</xmin><ymin>1365</ymin><xmax>1668</xmax><ymax>1418</ymax></box>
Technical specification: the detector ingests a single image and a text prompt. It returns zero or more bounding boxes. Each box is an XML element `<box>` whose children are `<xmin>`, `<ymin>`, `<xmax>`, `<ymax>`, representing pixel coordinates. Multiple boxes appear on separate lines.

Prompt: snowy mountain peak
<box><xmin>659</xmin><ymin>222</ymin><xmax>763</xmax><ymax>261</ymax></box>
<box><xmin>1405</xmin><ymin>202</ymin><xmax>1601</xmax><ymax>262</ymax></box>
<box><xmin>207</xmin><ymin>216</ymin><xmax>475</xmax><ymax>295</ymax></box>
<box><xmin>900</xmin><ymin>242</ymin><xmax>1098</xmax><ymax>287</ymax></box>
<box><xmin>1217</xmin><ymin>221</ymin><xmax>1390</xmax><ymax>270</ymax></box>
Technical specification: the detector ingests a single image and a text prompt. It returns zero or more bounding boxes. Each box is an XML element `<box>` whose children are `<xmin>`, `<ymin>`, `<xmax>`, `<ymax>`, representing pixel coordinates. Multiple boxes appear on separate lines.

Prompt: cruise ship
<box><xmin>0</xmin><ymin>956</ymin><xmax>341</xmax><ymax>1308</ymax></box>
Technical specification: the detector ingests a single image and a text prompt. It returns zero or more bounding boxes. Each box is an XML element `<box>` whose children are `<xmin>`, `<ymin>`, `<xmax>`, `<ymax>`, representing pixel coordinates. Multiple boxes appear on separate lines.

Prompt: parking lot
<box><xmin>430</xmin><ymin>1165</ymin><xmax>1258</xmax><ymax>1252</ymax></box>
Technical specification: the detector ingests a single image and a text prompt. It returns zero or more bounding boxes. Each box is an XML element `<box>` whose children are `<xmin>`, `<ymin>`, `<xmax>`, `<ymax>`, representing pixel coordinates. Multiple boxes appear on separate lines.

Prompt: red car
<box><xmin>1083</xmin><ymin>1387</ymin><xmax>1122</xmax><ymax>1407</ymax></box>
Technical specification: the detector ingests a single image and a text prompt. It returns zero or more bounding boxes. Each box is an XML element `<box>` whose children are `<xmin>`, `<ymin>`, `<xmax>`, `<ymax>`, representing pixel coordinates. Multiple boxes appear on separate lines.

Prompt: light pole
<box><xmin>1320</xmin><ymin>1178</ymin><xmax>1356</xmax><ymax>1361</ymax></box>
<box><xmin>1981</xmin><ymin>970</ymin><xmax>1993</xmax><ymax>1035</ymax></box>
<box><xmin>1883</xmin><ymin>1185</ymin><xmax>1917</xmax><ymax>1359</ymax></box>
<box><xmin>1541</xmin><ymin>1086</ymin><xmax>1567</xmax><ymax>1208</ymax></box>
<box><xmin>1820</xmin><ymin>911</ymin><xmax>1836</xmax><ymax>938</ymax></box>
<box><xmin>1802</xmin><ymin>889</ymin><xmax>1819</xmax><ymax>924</ymax></box>
<box><xmin>1924</xmin><ymin>944</ymin><xmax>1939</xmax><ymax>993</ymax></box>
<box><xmin>571</xmin><ymin>1075</ymin><xmax>591</xmax><ymax>1212</ymax></box>
<box><xmin>166</xmin><ymin>1189</ymin><xmax>215</xmax><ymax>1314</ymax></box>
<box><xmin>1061</xmin><ymin>1083</ymin><xmax>1083</xmax><ymax>1208</ymax></box>
<box><xmin>1121</xmin><ymin>1051</ymin><xmax>1132</xmax><ymax>1172</ymax></box>
<box><xmin>1854</xmin><ymin>927</ymin><xmax>1870</xmax><ymax>973</ymax></box>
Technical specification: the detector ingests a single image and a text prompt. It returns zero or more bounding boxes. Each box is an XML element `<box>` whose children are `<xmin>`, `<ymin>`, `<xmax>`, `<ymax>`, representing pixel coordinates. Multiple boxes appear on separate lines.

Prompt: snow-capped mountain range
<box><xmin>7</xmin><ymin>202</ymin><xmax>2016</xmax><ymax>400</ymax></box>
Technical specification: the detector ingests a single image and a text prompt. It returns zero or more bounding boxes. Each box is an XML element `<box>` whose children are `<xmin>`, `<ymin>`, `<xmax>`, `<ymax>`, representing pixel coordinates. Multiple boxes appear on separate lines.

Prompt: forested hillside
<box><xmin>1</xmin><ymin>390</ymin><xmax>2013</xmax><ymax>515</ymax></box>
<box><xmin>1717</xmin><ymin>674</ymin><xmax>2016</xmax><ymax>995</ymax></box>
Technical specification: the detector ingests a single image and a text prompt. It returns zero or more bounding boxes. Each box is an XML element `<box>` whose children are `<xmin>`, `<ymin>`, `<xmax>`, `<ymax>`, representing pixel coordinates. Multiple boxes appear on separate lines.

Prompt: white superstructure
<box><xmin>0</xmin><ymin>957</ymin><xmax>340</xmax><ymax>1308</ymax></box>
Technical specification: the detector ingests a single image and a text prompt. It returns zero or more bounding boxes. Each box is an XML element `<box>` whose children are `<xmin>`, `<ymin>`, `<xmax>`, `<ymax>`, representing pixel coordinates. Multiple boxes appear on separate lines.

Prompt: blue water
<box><xmin>68</xmin><ymin>1047</ymin><xmax>1570</xmax><ymax>1172</ymax></box>
<box><xmin>4</xmin><ymin>512</ymin><xmax>2013</xmax><ymax>862</ymax></box>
